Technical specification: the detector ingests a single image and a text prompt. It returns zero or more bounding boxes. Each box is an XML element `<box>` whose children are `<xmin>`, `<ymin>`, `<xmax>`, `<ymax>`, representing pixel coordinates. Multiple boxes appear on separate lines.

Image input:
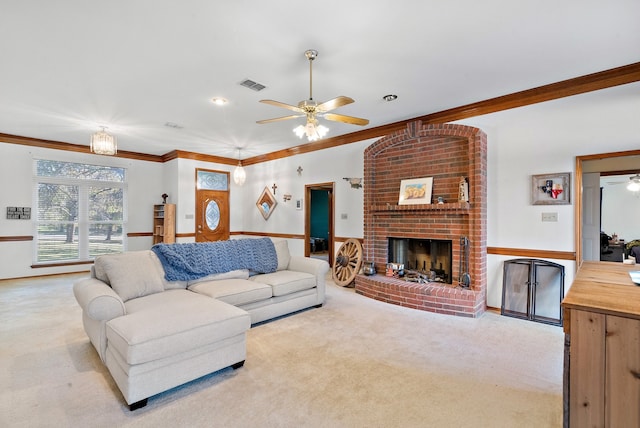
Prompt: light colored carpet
<box><xmin>0</xmin><ymin>273</ymin><xmax>563</xmax><ymax>427</ymax></box>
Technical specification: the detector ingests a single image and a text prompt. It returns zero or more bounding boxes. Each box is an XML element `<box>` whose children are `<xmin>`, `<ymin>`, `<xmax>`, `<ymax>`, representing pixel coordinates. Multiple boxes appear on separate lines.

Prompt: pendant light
<box><xmin>90</xmin><ymin>126</ymin><xmax>117</xmax><ymax>155</ymax></box>
<box><xmin>233</xmin><ymin>148</ymin><xmax>246</xmax><ymax>185</ymax></box>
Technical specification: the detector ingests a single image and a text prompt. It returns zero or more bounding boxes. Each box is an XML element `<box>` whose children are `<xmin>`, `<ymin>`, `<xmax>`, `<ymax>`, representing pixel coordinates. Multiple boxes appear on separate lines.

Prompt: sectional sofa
<box><xmin>73</xmin><ymin>238</ymin><xmax>329</xmax><ymax>409</ymax></box>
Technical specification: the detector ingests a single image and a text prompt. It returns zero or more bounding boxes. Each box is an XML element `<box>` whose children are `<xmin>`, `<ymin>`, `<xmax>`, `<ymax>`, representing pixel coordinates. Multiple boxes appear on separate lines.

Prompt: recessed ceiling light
<box><xmin>383</xmin><ymin>94</ymin><xmax>398</xmax><ymax>102</ymax></box>
<box><xmin>212</xmin><ymin>97</ymin><xmax>228</xmax><ymax>106</ymax></box>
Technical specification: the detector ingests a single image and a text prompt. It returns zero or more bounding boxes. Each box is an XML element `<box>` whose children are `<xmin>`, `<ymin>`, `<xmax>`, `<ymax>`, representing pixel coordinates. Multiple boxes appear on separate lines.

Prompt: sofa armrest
<box><xmin>287</xmin><ymin>256</ymin><xmax>330</xmax><ymax>279</ymax></box>
<box><xmin>73</xmin><ymin>277</ymin><xmax>126</xmax><ymax>321</ymax></box>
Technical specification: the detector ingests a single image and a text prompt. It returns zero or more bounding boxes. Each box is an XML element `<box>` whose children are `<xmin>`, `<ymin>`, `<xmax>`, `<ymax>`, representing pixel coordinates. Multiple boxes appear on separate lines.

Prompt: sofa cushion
<box><xmin>250</xmin><ymin>270</ymin><xmax>315</xmax><ymax>296</ymax></box>
<box><xmin>107</xmin><ymin>290</ymin><xmax>250</xmax><ymax>365</ymax></box>
<box><xmin>163</xmin><ymin>279</ymin><xmax>189</xmax><ymax>290</ymax></box>
<box><xmin>272</xmin><ymin>239</ymin><xmax>290</xmax><ymax>271</ymax></box>
<box><xmin>186</xmin><ymin>269</ymin><xmax>249</xmax><ymax>286</ymax></box>
<box><xmin>95</xmin><ymin>251</ymin><xmax>166</xmax><ymax>302</ymax></box>
<box><xmin>93</xmin><ymin>260</ymin><xmax>110</xmax><ymax>285</ymax></box>
<box><xmin>189</xmin><ymin>278</ymin><xmax>272</xmax><ymax>306</ymax></box>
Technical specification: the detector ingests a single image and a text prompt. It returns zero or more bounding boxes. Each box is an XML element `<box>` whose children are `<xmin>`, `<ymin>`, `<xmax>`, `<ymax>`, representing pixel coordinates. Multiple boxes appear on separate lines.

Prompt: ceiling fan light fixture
<box><xmin>257</xmin><ymin>49</ymin><xmax>368</xmax><ymax>135</ymax></box>
<box><xmin>294</xmin><ymin>120</ymin><xmax>328</xmax><ymax>141</ymax></box>
<box><xmin>627</xmin><ymin>178</ymin><xmax>640</xmax><ymax>192</ymax></box>
<box><xmin>90</xmin><ymin>127</ymin><xmax>117</xmax><ymax>155</ymax></box>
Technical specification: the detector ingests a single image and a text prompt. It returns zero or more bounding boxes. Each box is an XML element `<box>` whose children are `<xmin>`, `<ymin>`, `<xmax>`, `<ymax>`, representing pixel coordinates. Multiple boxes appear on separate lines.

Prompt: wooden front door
<box><xmin>195</xmin><ymin>169</ymin><xmax>230</xmax><ymax>242</ymax></box>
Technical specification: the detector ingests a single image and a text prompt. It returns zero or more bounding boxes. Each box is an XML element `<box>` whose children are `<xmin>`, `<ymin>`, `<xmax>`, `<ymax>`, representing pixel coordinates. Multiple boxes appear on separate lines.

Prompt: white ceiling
<box><xmin>1</xmin><ymin>1</ymin><xmax>639</xmax><ymax>160</ymax></box>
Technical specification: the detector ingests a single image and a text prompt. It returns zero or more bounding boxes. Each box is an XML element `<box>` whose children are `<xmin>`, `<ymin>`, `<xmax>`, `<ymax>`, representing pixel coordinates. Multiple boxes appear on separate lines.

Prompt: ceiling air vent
<box><xmin>240</xmin><ymin>79</ymin><xmax>266</xmax><ymax>92</ymax></box>
<box><xmin>164</xmin><ymin>122</ymin><xmax>184</xmax><ymax>129</ymax></box>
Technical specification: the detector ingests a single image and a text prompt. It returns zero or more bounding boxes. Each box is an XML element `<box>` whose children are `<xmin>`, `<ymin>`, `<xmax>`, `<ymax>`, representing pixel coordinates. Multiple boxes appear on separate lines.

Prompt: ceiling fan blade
<box><xmin>256</xmin><ymin>114</ymin><xmax>303</xmax><ymax>124</ymax></box>
<box><xmin>259</xmin><ymin>99</ymin><xmax>303</xmax><ymax>113</ymax></box>
<box><xmin>316</xmin><ymin>96</ymin><xmax>354</xmax><ymax>112</ymax></box>
<box><xmin>323</xmin><ymin>113</ymin><xmax>370</xmax><ymax>126</ymax></box>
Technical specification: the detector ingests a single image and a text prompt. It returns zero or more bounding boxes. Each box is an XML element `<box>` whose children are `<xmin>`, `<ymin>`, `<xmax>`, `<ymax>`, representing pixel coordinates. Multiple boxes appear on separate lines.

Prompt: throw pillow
<box><xmin>96</xmin><ymin>251</ymin><xmax>165</xmax><ymax>302</ymax></box>
<box><xmin>272</xmin><ymin>239</ymin><xmax>291</xmax><ymax>271</ymax></box>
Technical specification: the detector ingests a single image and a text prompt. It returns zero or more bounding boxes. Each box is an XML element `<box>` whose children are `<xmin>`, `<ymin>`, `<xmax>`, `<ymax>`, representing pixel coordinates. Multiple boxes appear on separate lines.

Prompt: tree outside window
<box><xmin>34</xmin><ymin>160</ymin><xmax>126</xmax><ymax>262</ymax></box>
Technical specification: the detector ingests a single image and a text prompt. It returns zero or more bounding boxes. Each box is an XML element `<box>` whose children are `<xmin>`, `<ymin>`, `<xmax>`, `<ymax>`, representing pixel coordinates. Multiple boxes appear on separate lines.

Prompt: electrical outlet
<box><xmin>541</xmin><ymin>212</ymin><xmax>558</xmax><ymax>222</ymax></box>
<box><xmin>341</xmin><ymin>213</ymin><xmax>348</xmax><ymax>220</ymax></box>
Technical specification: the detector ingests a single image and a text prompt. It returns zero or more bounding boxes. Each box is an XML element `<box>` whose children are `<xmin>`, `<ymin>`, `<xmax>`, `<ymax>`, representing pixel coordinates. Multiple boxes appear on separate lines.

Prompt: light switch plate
<box><xmin>541</xmin><ymin>212</ymin><xmax>558</xmax><ymax>222</ymax></box>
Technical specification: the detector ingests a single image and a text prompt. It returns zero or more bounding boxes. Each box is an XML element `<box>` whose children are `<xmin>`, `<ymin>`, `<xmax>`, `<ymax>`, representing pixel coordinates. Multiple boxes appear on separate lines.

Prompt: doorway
<box><xmin>305</xmin><ymin>182</ymin><xmax>334</xmax><ymax>266</ymax></box>
<box><xmin>576</xmin><ymin>151</ymin><xmax>640</xmax><ymax>266</ymax></box>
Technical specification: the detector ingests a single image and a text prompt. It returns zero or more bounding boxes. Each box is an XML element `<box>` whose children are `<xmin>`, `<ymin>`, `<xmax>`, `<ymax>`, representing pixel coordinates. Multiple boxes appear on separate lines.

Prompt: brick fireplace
<box><xmin>354</xmin><ymin>122</ymin><xmax>487</xmax><ymax>317</ymax></box>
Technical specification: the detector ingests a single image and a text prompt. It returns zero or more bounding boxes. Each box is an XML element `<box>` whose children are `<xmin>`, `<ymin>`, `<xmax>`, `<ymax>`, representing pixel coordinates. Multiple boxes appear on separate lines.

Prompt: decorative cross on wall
<box><xmin>272</xmin><ymin>183</ymin><xmax>277</xmax><ymax>195</ymax></box>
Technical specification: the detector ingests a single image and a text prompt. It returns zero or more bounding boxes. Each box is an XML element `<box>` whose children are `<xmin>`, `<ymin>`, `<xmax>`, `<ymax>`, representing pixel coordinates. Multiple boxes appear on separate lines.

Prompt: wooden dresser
<box><xmin>562</xmin><ymin>262</ymin><xmax>640</xmax><ymax>427</ymax></box>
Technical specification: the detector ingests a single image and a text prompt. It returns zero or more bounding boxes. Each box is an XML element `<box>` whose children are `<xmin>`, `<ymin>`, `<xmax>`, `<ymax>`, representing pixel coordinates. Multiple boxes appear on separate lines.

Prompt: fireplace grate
<box><xmin>388</xmin><ymin>237</ymin><xmax>452</xmax><ymax>284</ymax></box>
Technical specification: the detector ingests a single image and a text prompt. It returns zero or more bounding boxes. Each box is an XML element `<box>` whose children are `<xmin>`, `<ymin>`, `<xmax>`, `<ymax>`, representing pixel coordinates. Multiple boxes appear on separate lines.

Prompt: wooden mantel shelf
<box><xmin>370</xmin><ymin>202</ymin><xmax>471</xmax><ymax>213</ymax></box>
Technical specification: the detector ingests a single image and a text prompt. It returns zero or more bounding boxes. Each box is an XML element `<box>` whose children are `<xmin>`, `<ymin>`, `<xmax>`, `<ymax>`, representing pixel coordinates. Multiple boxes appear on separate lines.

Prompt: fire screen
<box><xmin>501</xmin><ymin>258</ymin><xmax>564</xmax><ymax>326</ymax></box>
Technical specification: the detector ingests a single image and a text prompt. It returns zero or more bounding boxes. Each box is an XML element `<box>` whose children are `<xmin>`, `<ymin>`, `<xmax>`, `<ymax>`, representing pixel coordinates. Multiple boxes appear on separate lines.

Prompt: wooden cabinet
<box><xmin>562</xmin><ymin>262</ymin><xmax>640</xmax><ymax>427</ymax></box>
<box><xmin>152</xmin><ymin>204</ymin><xmax>175</xmax><ymax>244</ymax></box>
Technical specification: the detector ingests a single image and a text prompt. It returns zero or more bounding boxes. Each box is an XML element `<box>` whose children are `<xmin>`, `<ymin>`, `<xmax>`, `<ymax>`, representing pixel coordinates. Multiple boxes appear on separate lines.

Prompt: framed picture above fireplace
<box><xmin>531</xmin><ymin>172</ymin><xmax>571</xmax><ymax>205</ymax></box>
<box><xmin>398</xmin><ymin>177</ymin><xmax>434</xmax><ymax>205</ymax></box>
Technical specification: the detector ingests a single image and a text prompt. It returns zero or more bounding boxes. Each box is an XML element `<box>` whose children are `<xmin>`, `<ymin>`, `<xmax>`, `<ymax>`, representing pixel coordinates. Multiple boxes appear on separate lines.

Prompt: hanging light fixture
<box><xmin>233</xmin><ymin>148</ymin><xmax>246</xmax><ymax>185</ymax></box>
<box><xmin>293</xmin><ymin>118</ymin><xmax>329</xmax><ymax>142</ymax></box>
<box><xmin>90</xmin><ymin>126</ymin><xmax>117</xmax><ymax>155</ymax></box>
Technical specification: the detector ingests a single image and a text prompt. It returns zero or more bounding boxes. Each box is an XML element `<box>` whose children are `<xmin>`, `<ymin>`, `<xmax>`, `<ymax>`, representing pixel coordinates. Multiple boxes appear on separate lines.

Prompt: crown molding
<box><xmin>161</xmin><ymin>150</ymin><xmax>237</xmax><ymax>165</ymax></box>
<box><xmin>242</xmin><ymin>61</ymin><xmax>640</xmax><ymax>165</ymax></box>
<box><xmin>3</xmin><ymin>62</ymin><xmax>639</xmax><ymax>165</ymax></box>
<box><xmin>0</xmin><ymin>132</ymin><xmax>164</xmax><ymax>162</ymax></box>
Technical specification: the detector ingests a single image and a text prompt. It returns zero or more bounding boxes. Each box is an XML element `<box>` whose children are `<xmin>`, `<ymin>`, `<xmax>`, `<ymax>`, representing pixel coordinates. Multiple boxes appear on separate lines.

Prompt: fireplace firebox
<box><xmin>388</xmin><ymin>237</ymin><xmax>452</xmax><ymax>283</ymax></box>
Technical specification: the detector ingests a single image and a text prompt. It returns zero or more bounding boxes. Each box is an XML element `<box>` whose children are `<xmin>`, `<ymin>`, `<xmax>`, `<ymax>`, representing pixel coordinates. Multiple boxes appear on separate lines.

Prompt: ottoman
<box><xmin>104</xmin><ymin>289</ymin><xmax>251</xmax><ymax>409</ymax></box>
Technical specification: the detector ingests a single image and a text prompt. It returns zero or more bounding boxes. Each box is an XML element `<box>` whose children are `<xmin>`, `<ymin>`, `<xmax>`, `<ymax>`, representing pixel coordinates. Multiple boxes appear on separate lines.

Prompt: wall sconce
<box><xmin>283</xmin><ymin>194</ymin><xmax>292</xmax><ymax>202</ymax></box>
<box><xmin>343</xmin><ymin>177</ymin><xmax>362</xmax><ymax>189</ymax></box>
<box><xmin>297</xmin><ymin>166</ymin><xmax>303</xmax><ymax>176</ymax></box>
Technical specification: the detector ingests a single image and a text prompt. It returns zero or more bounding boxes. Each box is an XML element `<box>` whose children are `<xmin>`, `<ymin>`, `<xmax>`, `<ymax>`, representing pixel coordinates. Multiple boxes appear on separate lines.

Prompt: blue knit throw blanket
<box><xmin>151</xmin><ymin>238</ymin><xmax>278</xmax><ymax>281</ymax></box>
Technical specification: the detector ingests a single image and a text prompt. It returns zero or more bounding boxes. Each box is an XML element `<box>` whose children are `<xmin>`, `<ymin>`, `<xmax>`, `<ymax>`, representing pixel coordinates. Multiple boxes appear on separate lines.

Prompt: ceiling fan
<box><xmin>607</xmin><ymin>173</ymin><xmax>640</xmax><ymax>191</ymax></box>
<box><xmin>256</xmin><ymin>49</ymin><xmax>369</xmax><ymax>141</ymax></box>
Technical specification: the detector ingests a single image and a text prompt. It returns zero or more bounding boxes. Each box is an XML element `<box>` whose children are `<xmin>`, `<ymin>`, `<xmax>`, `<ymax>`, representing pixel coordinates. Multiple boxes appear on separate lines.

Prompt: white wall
<box><xmin>2</xmin><ymin>84</ymin><xmax>638</xmax><ymax>310</ymax></box>
<box><xmin>456</xmin><ymin>85</ymin><xmax>640</xmax><ymax>307</ymax></box>
<box><xmin>240</xmin><ymin>140</ymin><xmax>373</xmax><ymax>256</ymax></box>
<box><xmin>0</xmin><ymin>143</ymin><xmax>165</xmax><ymax>279</ymax></box>
<box><xmin>168</xmin><ymin>158</ymin><xmax>240</xmax><ymax>240</ymax></box>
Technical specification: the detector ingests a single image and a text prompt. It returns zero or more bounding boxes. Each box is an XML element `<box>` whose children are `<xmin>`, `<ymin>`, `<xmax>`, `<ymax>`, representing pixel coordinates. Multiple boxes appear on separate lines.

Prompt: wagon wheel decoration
<box><xmin>332</xmin><ymin>238</ymin><xmax>364</xmax><ymax>287</ymax></box>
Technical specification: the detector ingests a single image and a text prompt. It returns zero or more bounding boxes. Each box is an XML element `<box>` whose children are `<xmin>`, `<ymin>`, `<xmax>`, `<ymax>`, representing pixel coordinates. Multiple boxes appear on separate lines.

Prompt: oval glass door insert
<box><xmin>206</xmin><ymin>200</ymin><xmax>221</xmax><ymax>230</ymax></box>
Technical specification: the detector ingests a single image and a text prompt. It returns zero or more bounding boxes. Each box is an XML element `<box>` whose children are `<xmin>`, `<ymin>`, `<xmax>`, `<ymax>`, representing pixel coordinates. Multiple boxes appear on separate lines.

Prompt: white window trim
<box><xmin>32</xmin><ymin>161</ymin><xmax>128</xmax><ymax>264</ymax></box>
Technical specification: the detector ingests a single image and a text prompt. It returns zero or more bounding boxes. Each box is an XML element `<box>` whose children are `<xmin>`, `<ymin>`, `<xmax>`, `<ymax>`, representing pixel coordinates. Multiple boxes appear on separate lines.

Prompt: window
<box><xmin>34</xmin><ymin>160</ymin><xmax>126</xmax><ymax>263</ymax></box>
<box><xmin>196</xmin><ymin>169</ymin><xmax>228</xmax><ymax>190</ymax></box>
